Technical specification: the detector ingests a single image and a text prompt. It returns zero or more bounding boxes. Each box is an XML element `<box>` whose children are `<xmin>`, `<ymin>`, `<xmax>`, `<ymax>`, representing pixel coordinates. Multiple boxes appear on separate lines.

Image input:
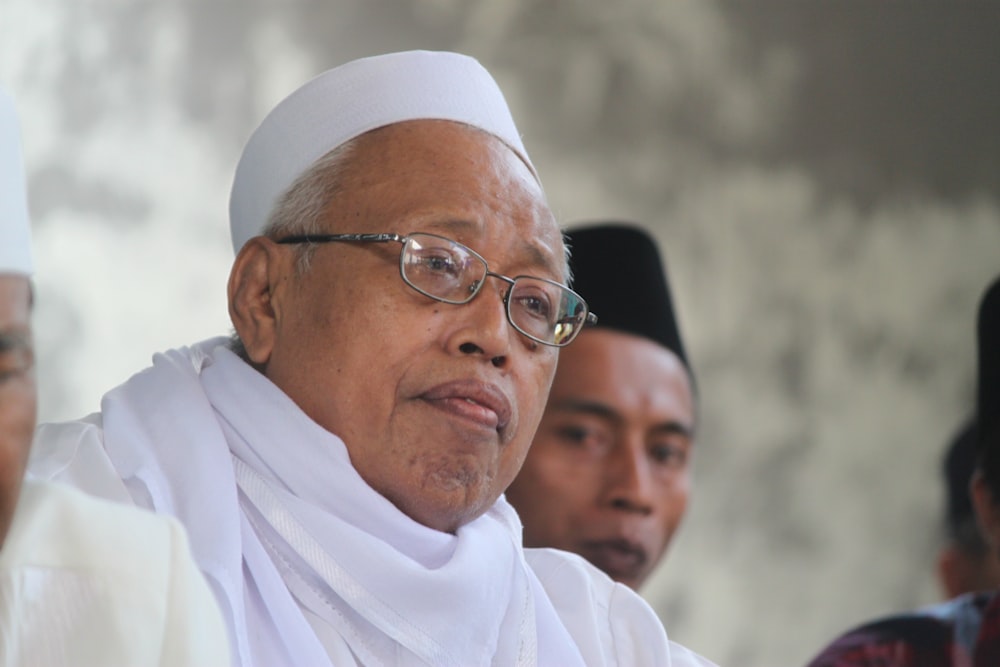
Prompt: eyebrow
<box><xmin>550</xmin><ymin>398</ymin><xmax>696</xmax><ymax>441</ymax></box>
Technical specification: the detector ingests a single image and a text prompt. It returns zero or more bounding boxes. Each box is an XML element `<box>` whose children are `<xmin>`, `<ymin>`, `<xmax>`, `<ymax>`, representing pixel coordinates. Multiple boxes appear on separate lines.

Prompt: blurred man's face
<box><xmin>506</xmin><ymin>328</ymin><xmax>695</xmax><ymax>589</ymax></box>
<box><xmin>937</xmin><ymin>536</ymin><xmax>1000</xmax><ymax>599</ymax></box>
<box><xmin>244</xmin><ymin>120</ymin><xmax>564</xmax><ymax>534</ymax></box>
<box><xmin>0</xmin><ymin>274</ymin><xmax>35</xmax><ymax>548</ymax></box>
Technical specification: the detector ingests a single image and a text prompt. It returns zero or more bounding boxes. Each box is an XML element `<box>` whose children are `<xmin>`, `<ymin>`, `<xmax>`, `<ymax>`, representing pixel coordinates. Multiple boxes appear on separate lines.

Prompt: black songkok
<box><xmin>977</xmin><ymin>274</ymin><xmax>1000</xmax><ymax>496</ymax></box>
<box><xmin>565</xmin><ymin>223</ymin><xmax>692</xmax><ymax>380</ymax></box>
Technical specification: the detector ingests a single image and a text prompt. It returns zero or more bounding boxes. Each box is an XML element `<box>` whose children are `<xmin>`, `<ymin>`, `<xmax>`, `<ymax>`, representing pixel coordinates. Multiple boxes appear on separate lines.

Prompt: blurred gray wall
<box><xmin>3</xmin><ymin>2</ymin><xmax>999</xmax><ymax>665</ymax></box>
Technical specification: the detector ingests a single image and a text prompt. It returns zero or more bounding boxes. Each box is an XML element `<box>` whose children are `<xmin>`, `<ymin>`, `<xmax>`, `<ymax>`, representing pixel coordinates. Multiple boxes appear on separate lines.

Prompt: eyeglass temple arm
<box><xmin>275</xmin><ymin>233</ymin><xmax>405</xmax><ymax>245</ymax></box>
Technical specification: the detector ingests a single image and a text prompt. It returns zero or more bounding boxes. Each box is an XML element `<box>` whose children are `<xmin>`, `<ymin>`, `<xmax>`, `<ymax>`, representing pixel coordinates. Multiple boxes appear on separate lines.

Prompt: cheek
<box><xmin>0</xmin><ymin>384</ymin><xmax>36</xmax><ymax>460</ymax></box>
<box><xmin>301</xmin><ymin>282</ymin><xmax>409</xmax><ymax>380</ymax></box>
<box><xmin>518</xmin><ymin>439</ymin><xmax>596</xmax><ymax>505</ymax></box>
<box><xmin>519</xmin><ymin>446</ymin><xmax>567</xmax><ymax>491</ymax></box>
<box><xmin>499</xmin><ymin>353</ymin><xmax>557</xmax><ymax>472</ymax></box>
<box><xmin>658</xmin><ymin>475</ymin><xmax>692</xmax><ymax>525</ymax></box>
<box><xmin>0</xmin><ymin>387</ymin><xmax>36</xmax><ymax>530</ymax></box>
<box><xmin>517</xmin><ymin>355</ymin><xmax>558</xmax><ymax>427</ymax></box>
<box><xmin>508</xmin><ymin>456</ymin><xmax>583</xmax><ymax>539</ymax></box>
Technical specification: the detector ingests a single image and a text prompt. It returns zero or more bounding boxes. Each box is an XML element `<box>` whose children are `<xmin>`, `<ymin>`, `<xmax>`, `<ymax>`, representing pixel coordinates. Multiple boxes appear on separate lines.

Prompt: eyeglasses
<box><xmin>275</xmin><ymin>231</ymin><xmax>597</xmax><ymax>347</ymax></box>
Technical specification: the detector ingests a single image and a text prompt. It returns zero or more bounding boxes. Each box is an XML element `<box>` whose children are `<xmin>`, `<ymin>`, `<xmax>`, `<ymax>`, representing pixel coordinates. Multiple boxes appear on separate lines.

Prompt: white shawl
<box><xmin>30</xmin><ymin>337</ymin><xmax>715</xmax><ymax>667</ymax></box>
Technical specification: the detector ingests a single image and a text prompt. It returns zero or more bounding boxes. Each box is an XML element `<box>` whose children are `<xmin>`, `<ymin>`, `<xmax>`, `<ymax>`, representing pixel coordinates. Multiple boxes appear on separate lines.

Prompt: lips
<box><xmin>580</xmin><ymin>538</ymin><xmax>649</xmax><ymax>581</ymax></box>
<box><xmin>419</xmin><ymin>379</ymin><xmax>513</xmax><ymax>433</ymax></box>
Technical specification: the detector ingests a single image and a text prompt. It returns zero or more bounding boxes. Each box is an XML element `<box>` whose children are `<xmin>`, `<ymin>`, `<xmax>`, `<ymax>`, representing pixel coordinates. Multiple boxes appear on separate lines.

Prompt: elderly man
<box><xmin>0</xmin><ymin>86</ymin><xmax>228</xmax><ymax>666</ymax></box>
<box><xmin>506</xmin><ymin>223</ymin><xmax>697</xmax><ymax>591</ymax></box>
<box><xmin>805</xmin><ymin>274</ymin><xmax>1000</xmax><ymax>666</ymax></box>
<box><xmin>30</xmin><ymin>52</ymin><xmax>714</xmax><ymax>666</ymax></box>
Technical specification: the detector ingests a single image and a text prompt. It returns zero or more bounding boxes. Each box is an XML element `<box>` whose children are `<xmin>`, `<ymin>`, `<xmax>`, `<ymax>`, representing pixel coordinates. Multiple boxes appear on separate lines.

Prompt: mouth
<box><xmin>419</xmin><ymin>379</ymin><xmax>513</xmax><ymax>434</ymax></box>
<box><xmin>580</xmin><ymin>538</ymin><xmax>649</xmax><ymax>582</ymax></box>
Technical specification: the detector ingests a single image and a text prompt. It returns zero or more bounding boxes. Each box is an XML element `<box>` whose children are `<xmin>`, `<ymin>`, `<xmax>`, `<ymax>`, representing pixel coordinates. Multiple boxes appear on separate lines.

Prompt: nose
<box><xmin>449</xmin><ymin>277</ymin><xmax>513</xmax><ymax>367</ymax></box>
<box><xmin>600</xmin><ymin>439</ymin><xmax>655</xmax><ymax>515</ymax></box>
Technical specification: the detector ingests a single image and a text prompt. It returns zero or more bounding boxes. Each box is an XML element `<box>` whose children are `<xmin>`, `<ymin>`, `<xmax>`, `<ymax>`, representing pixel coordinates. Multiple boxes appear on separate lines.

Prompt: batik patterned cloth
<box><xmin>807</xmin><ymin>590</ymin><xmax>1000</xmax><ymax>667</ymax></box>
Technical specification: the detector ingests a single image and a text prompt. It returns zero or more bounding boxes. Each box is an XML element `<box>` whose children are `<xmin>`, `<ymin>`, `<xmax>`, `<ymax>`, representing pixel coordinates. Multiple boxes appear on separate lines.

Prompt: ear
<box><xmin>937</xmin><ymin>545</ymin><xmax>967</xmax><ymax>599</ymax></box>
<box><xmin>971</xmin><ymin>470</ymin><xmax>1000</xmax><ymax>554</ymax></box>
<box><xmin>228</xmin><ymin>237</ymin><xmax>289</xmax><ymax>367</ymax></box>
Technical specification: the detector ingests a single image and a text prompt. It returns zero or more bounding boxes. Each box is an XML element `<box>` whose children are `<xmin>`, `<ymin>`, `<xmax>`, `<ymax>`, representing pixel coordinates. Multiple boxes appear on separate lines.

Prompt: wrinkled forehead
<box><xmin>334</xmin><ymin>121</ymin><xmax>567</xmax><ymax>280</ymax></box>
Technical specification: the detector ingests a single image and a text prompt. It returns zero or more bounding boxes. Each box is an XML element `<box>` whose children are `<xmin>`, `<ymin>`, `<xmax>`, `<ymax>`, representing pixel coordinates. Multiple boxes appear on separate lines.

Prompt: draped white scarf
<box><xmin>97</xmin><ymin>338</ymin><xmax>584</xmax><ymax>667</ymax></box>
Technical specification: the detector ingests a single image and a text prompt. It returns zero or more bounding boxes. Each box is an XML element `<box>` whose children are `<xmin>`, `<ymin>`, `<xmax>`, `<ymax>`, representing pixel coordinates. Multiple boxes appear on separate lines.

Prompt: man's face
<box><xmin>256</xmin><ymin>120</ymin><xmax>563</xmax><ymax>533</ymax></box>
<box><xmin>0</xmin><ymin>274</ymin><xmax>35</xmax><ymax>548</ymax></box>
<box><xmin>505</xmin><ymin>328</ymin><xmax>695</xmax><ymax>589</ymax></box>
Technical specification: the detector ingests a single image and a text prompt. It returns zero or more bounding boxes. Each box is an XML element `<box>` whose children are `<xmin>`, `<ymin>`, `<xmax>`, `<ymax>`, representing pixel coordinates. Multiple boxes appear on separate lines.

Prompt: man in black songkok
<box><xmin>506</xmin><ymin>222</ymin><xmax>697</xmax><ymax>590</ymax></box>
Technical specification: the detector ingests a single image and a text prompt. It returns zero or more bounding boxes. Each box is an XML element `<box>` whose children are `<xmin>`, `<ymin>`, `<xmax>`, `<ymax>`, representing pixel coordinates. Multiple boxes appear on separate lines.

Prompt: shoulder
<box><xmin>31</xmin><ymin>412</ymin><xmax>105</xmax><ymax>467</ymax></box>
<box><xmin>525</xmin><ymin>547</ymin><xmax>716</xmax><ymax>666</ymax></box>
<box><xmin>525</xmin><ymin>546</ymin><xmax>654</xmax><ymax>620</ymax></box>
<box><xmin>28</xmin><ymin>414</ymin><xmax>137</xmax><ymax>502</ymax></box>
<box><xmin>27</xmin><ymin>337</ymin><xmax>229</xmax><ymax>502</ymax></box>
<box><xmin>804</xmin><ymin>596</ymin><xmax>995</xmax><ymax>667</ymax></box>
<box><xmin>2</xmin><ymin>480</ymin><xmax>182</xmax><ymax>581</ymax></box>
<box><xmin>0</xmin><ymin>481</ymin><xmax>230</xmax><ymax>666</ymax></box>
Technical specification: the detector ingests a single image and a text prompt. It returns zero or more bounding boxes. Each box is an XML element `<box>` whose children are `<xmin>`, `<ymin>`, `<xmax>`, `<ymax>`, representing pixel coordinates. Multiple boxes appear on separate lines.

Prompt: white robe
<box><xmin>0</xmin><ymin>479</ymin><xmax>230</xmax><ymax>667</ymax></box>
<box><xmin>29</xmin><ymin>337</ymin><xmax>715</xmax><ymax>667</ymax></box>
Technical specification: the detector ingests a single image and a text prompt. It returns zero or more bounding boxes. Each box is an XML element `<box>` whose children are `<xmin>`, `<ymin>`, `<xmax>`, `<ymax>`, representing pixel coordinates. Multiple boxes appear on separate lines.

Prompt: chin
<box><xmin>405</xmin><ymin>502</ymin><xmax>480</xmax><ymax>535</ymax></box>
<box><xmin>391</xmin><ymin>476</ymin><xmax>499</xmax><ymax>534</ymax></box>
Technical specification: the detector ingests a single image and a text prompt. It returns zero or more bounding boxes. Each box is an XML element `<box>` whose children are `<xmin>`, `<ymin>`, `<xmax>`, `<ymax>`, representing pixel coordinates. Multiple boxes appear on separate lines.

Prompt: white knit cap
<box><xmin>229</xmin><ymin>50</ymin><xmax>535</xmax><ymax>253</ymax></box>
<box><xmin>0</xmin><ymin>85</ymin><xmax>32</xmax><ymax>275</ymax></box>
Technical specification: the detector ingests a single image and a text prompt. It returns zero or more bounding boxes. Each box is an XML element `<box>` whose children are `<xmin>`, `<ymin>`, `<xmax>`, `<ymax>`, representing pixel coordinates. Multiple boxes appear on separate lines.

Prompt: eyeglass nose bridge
<box><xmin>469</xmin><ymin>271</ymin><xmax>517</xmax><ymax>301</ymax></box>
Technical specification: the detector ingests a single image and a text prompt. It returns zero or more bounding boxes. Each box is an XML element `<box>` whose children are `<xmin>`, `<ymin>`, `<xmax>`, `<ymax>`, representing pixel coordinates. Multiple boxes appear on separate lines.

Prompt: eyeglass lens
<box><xmin>400</xmin><ymin>234</ymin><xmax>587</xmax><ymax>346</ymax></box>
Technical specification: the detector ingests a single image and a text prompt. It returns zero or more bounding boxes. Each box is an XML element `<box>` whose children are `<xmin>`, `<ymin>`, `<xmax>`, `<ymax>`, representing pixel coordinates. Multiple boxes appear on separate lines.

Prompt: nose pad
<box><xmin>471</xmin><ymin>275</ymin><xmax>511</xmax><ymax>304</ymax></box>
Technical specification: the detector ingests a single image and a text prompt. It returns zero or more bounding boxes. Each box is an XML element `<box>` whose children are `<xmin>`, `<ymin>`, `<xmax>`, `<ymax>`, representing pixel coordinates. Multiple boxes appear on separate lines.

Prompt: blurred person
<box><xmin>28</xmin><ymin>52</ymin><xmax>714</xmax><ymax>666</ymax></box>
<box><xmin>505</xmin><ymin>223</ymin><xmax>696</xmax><ymax>591</ymax></box>
<box><xmin>806</xmin><ymin>273</ymin><xmax>1000</xmax><ymax>666</ymax></box>
<box><xmin>0</xmin><ymin>86</ymin><xmax>228</xmax><ymax>666</ymax></box>
<box><xmin>937</xmin><ymin>417</ymin><xmax>1000</xmax><ymax>598</ymax></box>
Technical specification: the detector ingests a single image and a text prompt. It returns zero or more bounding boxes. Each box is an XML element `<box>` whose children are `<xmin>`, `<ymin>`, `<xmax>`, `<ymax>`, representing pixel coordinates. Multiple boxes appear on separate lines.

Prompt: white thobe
<box><xmin>29</xmin><ymin>337</ymin><xmax>716</xmax><ymax>667</ymax></box>
<box><xmin>0</xmin><ymin>480</ymin><xmax>230</xmax><ymax>667</ymax></box>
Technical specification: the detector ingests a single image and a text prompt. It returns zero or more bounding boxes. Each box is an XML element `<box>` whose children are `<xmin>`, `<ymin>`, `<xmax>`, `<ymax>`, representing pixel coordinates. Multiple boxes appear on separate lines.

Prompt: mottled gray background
<box><xmin>3</xmin><ymin>2</ymin><xmax>999</xmax><ymax>665</ymax></box>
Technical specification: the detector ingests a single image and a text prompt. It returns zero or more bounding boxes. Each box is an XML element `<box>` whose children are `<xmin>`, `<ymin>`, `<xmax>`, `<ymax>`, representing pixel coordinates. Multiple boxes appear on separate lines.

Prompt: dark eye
<box><xmin>511</xmin><ymin>282</ymin><xmax>555</xmax><ymax>322</ymax></box>
<box><xmin>517</xmin><ymin>294</ymin><xmax>551</xmax><ymax>318</ymax></box>
<box><xmin>649</xmin><ymin>442</ymin><xmax>688</xmax><ymax>468</ymax></box>
<box><xmin>554</xmin><ymin>422</ymin><xmax>613</xmax><ymax>460</ymax></box>
<box><xmin>403</xmin><ymin>247</ymin><xmax>472</xmax><ymax>300</ymax></box>
<box><xmin>415</xmin><ymin>250</ymin><xmax>461</xmax><ymax>276</ymax></box>
<box><xmin>0</xmin><ymin>348</ymin><xmax>33</xmax><ymax>384</ymax></box>
<box><xmin>557</xmin><ymin>424</ymin><xmax>592</xmax><ymax>444</ymax></box>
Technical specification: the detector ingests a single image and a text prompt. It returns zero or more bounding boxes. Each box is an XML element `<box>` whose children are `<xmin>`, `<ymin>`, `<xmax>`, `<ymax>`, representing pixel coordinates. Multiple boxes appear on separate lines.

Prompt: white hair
<box><xmin>262</xmin><ymin>139</ymin><xmax>358</xmax><ymax>274</ymax></box>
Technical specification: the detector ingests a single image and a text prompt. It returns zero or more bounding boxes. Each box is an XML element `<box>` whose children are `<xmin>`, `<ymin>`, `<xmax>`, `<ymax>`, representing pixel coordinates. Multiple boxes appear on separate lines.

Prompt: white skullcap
<box><xmin>229</xmin><ymin>50</ymin><xmax>535</xmax><ymax>253</ymax></box>
<box><xmin>0</xmin><ymin>85</ymin><xmax>33</xmax><ymax>275</ymax></box>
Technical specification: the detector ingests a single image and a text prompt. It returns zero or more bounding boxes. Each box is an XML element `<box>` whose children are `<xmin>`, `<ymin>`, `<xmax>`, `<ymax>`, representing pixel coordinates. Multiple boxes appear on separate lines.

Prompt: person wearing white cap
<box><xmin>0</xmin><ymin>86</ymin><xmax>230</xmax><ymax>667</ymax></box>
<box><xmin>29</xmin><ymin>51</ymin><xmax>715</xmax><ymax>666</ymax></box>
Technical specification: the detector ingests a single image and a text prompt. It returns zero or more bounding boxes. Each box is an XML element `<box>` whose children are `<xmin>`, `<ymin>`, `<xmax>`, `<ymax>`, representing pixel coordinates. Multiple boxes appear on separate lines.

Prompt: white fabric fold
<box><xmin>29</xmin><ymin>337</ymin><xmax>717</xmax><ymax>667</ymax></box>
<box><xmin>93</xmin><ymin>339</ymin><xmax>256</xmax><ymax>664</ymax></box>
<box><xmin>204</xmin><ymin>345</ymin><xmax>583</xmax><ymax>666</ymax></box>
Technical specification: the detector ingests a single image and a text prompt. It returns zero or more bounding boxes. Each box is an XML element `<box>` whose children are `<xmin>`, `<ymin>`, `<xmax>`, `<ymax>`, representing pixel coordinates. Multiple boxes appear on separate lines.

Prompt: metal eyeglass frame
<box><xmin>275</xmin><ymin>231</ymin><xmax>598</xmax><ymax>347</ymax></box>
